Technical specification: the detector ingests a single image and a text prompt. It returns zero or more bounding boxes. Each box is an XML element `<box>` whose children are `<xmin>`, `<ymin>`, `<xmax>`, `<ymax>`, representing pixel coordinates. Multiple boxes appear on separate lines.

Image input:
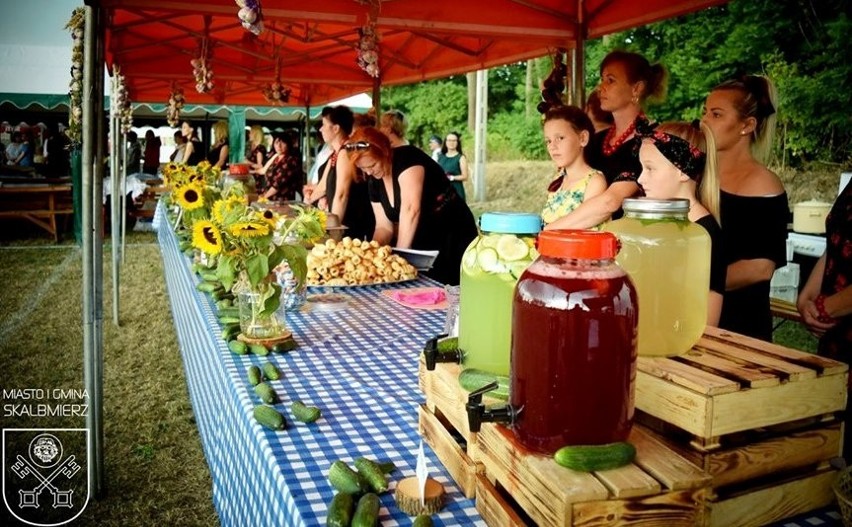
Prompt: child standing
<box><xmin>635</xmin><ymin>118</ymin><xmax>726</xmax><ymax>326</ymax></box>
<box><xmin>540</xmin><ymin>106</ymin><xmax>607</xmax><ymax>226</ymax></box>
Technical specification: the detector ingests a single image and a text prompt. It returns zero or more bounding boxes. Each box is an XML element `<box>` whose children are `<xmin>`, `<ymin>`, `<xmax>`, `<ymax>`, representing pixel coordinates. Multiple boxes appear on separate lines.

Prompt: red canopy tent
<box><xmin>101</xmin><ymin>0</ymin><xmax>727</xmax><ymax>107</ymax></box>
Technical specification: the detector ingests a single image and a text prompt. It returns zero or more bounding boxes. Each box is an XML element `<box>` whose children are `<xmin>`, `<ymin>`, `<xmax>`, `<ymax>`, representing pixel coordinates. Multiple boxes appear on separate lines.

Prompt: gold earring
<box><xmin>631</xmin><ymin>96</ymin><xmax>638</xmax><ymax>104</ymax></box>
<box><xmin>740</xmin><ymin>130</ymin><xmax>746</xmax><ymax>135</ymax></box>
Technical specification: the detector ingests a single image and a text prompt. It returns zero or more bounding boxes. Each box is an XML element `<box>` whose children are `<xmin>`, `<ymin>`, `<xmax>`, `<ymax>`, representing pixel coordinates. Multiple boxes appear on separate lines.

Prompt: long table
<box><xmin>154</xmin><ymin>203</ymin><xmax>844</xmax><ymax>527</ymax></box>
<box><xmin>155</xmin><ymin>204</ymin><xmax>484</xmax><ymax>526</ymax></box>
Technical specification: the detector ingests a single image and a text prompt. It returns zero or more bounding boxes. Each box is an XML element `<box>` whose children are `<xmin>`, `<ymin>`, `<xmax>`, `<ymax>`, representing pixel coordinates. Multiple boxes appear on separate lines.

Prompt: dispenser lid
<box><xmin>623</xmin><ymin>197</ymin><xmax>689</xmax><ymax>213</ymax></box>
<box><xmin>480</xmin><ymin>212</ymin><xmax>542</xmax><ymax>234</ymax></box>
<box><xmin>537</xmin><ymin>230</ymin><xmax>619</xmax><ymax>259</ymax></box>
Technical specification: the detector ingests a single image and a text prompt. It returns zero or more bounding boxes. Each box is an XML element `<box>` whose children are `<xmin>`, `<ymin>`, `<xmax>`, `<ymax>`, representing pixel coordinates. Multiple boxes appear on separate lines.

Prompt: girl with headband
<box><xmin>636</xmin><ymin>118</ymin><xmax>726</xmax><ymax>326</ymax></box>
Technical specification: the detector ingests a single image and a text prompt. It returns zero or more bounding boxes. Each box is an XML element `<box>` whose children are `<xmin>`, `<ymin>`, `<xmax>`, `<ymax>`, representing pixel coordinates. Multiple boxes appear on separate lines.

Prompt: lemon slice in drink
<box><xmin>480</xmin><ymin>234</ymin><xmax>501</xmax><ymax>249</ymax></box>
<box><xmin>496</xmin><ymin>235</ymin><xmax>529</xmax><ymax>262</ymax></box>
<box><xmin>477</xmin><ymin>247</ymin><xmax>499</xmax><ymax>272</ymax></box>
<box><xmin>509</xmin><ymin>261</ymin><xmax>530</xmax><ymax>280</ymax></box>
<box><xmin>462</xmin><ymin>248</ymin><xmax>480</xmax><ymax>275</ymax></box>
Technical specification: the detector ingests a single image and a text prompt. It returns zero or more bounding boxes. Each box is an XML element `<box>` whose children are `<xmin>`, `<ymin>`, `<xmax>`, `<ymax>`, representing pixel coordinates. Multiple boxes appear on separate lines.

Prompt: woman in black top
<box><xmin>180</xmin><ymin>121</ymin><xmax>204</xmax><ymax>166</ymax></box>
<box><xmin>701</xmin><ymin>75</ymin><xmax>788</xmax><ymax>341</ymax></box>
<box><xmin>635</xmin><ymin>118</ymin><xmax>725</xmax><ymax>325</ymax></box>
<box><xmin>347</xmin><ymin>126</ymin><xmax>478</xmax><ymax>286</ymax></box>
<box><xmin>305</xmin><ymin>106</ymin><xmax>374</xmax><ymax>241</ymax></box>
<box><xmin>207</xmin><ymin>121</ymin><xmax>229</xmax><ymax>169</ymax></box>
<box><xmin>545</xmin><ymin>50</ymin><xmax>667</xmax><ymax>230</ymax></box>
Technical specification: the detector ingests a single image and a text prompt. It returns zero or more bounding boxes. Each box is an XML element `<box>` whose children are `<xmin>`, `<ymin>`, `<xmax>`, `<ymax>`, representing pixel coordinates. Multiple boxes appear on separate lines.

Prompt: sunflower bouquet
<box><xmin>192</xmin><ymin>197</ymin><xmax>326</xmax><ymax>328</ymax></box>
<box><xmin>164</xmin><ymin>161</ymin><xmax>224</xmax><ymax>233</ymax></box>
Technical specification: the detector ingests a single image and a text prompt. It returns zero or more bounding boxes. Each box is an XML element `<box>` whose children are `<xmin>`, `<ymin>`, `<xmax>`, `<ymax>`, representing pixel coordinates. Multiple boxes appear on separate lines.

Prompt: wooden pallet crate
<box><xmin>475</xmin><ymin>423</ymin><xmax>710</xmax><ymax>527</ymax></box>
<box><xmin>636</xmin><ymin>326</ymin><xmax>848</xmax><ymax>449</ymax></box>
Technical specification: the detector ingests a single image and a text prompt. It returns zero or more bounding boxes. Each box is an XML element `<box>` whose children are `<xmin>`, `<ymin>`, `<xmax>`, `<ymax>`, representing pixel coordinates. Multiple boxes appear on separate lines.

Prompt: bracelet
<box><xmin>814</xmin><ymin>294</ymin><xmax>836</xmax><ymax>323</ymax></box>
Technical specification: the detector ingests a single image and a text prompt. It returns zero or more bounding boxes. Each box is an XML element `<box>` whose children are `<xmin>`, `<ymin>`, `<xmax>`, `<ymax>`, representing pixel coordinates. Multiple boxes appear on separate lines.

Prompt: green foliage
<box><xmin>488</xmin><ymin>113</ymin><xmax>547</xmax><ymax>160</ymax></box>
<box><xmin>381</xmin><ymin>81</ymin><xmax>468</xmax><ymax>147</ymax></box>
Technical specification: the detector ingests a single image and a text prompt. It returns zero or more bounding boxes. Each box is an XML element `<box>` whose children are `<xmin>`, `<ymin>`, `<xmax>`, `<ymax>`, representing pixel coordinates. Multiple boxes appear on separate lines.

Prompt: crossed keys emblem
<box><xmin>11</xmin><ymin>453</ymin><xmax>80</xmax><ymax>509</ymax></box>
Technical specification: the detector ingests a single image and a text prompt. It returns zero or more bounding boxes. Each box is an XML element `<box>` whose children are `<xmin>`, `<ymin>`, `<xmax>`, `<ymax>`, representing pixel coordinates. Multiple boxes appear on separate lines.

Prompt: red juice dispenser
<box><xmin>466</xmin><ymin>230</ymin><xmax>639</xmax><ymax>455</ymax></box>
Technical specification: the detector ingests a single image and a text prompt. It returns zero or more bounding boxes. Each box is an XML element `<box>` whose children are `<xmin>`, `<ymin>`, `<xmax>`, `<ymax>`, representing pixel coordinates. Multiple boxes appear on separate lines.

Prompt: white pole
<box><xmin>110</xmin><ymin>76</ymin><xmax>120</xmax><ymax>326</ymax></box>
<box><xmin>473</xmin><ymin>69</ymin><xmax>488</xmax><ymax>203</ymax></box>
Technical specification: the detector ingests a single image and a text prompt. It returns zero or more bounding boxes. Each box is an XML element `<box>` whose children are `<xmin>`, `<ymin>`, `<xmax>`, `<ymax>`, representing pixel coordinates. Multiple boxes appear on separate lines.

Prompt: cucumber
<box><xmin>328</xmin><ymin>461</ymin><xmax>370</xmax><ymax>495</ymax></box>
<box><xmin>228</xmin><ymin>339</ymin><xmax>248</xmax><ymax>355</ymax></box>
<box><xmin>254</xmin><ymin>382</ymin><xmax>277</xmax><ymax>404</ymax></box>
<box><xmin>247</xmin><ymin>366</ymin><xmax>262</xmax><ymax>386</ymax></box>
<box><xmin>262</xmin><ymin>362</ymin><xmax>281</xmax><ymax>381</ymax></box>
<box><xmin>351</xmin><ymin>493</ymin><xmax>380</xmax><ymax>527</ymax></box>
<box><xmin>291</xmin><ymin>401</ymin><xmax>321</xmax><ymax>423</ymax></box>
<box><xmin>216</xmin><ymin>298</ymin><xmax>233</xmax><ymax>309</ymax></box>
<box><xmin>272</xmin><ymin>340</ymin><xmax>297</xmax><ymax>354</ymax></box>
<box><xmin>326</xmin><ymin>492</ymin><xmax>354</xmax><ymax>527</ymax></box>
<box><xmin>553</xmin><ymin>442</ymin><xmax>636</xmax><ymax>472</ymax></box>
<box><xmin>458</xmin><ymin>369</ymin><xmax>509</xmax><ymax>401</ymax></box>
<box><xmin>249</xmin><ymin>344</ymin><xmax>270</xmax><ymax>356</ymax></box>
<box><xmin>217</xmin><ymin>306</ymin><xmax>240</xmax><ymax>318</ymax></box>
<box><xmin>354</xmin><ymin>457</ymin><xmax>388</xmax><ymax>493</ymax></box>
<box><xmin>196</xmin><ymin>281</ymin><xmax>221</xmax><ymax>293</ymax></box>
<box><xmin>253</xmin><ymin>405</ymin><xmax>287</xmax><ymax>431</ymax></box>
<box><xmin>200</xmin><ymin>270</ymin><xmax>219</xmax><ymax>282</ymax></box>
<box><xmin>412</xmin><ymin>515</ymin><xmax>434</xmax><ymax>527</ymax></box>
<box><xmin>222</xmin><ymin>324</ymin><xmax>241</xmax><ymax>341</ymax></box>
<box><xmin>218</xmin><ymin>316</ymin><xmax>241</xmax><ymax>325</ymax></box>
<box><xmin>378</xmin><ymin>461</ymin><xmax>396</xmax><ymax>474</ymax></box>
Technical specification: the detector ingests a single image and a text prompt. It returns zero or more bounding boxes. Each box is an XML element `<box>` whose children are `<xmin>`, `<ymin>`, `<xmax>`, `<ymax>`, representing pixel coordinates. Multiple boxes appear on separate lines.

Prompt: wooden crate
<box><xmin>636</xmin><ymin>326</ymin><xmax>848</xmax><ymax>448</ymax></box>
<box><xmin>475</xmin><ymin>423</ymin><xmax>710</xmax><ymax>527</ymax></box>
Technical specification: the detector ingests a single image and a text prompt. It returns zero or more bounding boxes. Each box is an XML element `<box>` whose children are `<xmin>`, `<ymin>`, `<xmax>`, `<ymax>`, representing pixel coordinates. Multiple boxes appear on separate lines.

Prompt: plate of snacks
<box><xmin>307</xmin><ymin>237</ymin><xmax>419</xmax><ymax>287</ymax></box>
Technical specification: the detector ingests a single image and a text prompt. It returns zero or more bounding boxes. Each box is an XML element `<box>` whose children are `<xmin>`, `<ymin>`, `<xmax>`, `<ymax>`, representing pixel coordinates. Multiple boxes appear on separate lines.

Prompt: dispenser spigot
<box><xmin>422</xmin><ymin>334</ymin><xmax>461</xmax><ymax>370</ymax></box>
<box><xmin>466</xmin><ymin>381</ymin><xmax>516</xmax><ymax>433</ymax></box>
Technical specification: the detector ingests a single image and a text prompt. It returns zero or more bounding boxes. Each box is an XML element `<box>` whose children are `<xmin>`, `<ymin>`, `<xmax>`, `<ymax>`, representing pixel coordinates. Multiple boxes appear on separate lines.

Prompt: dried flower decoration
<box><xmin>235</xmin><ymin>0</ymin><xmax>263</xmax><ymax>35</ymax></box>
<box><xmin>192</xmin><ymin>38</ymin><xmax>214</xmax><ymax>94</ymax></box>
<box><xmin>167</xmin><ymin>85</ymin><xmax>185</xmax><ymax>127</ymax></box>
<box><xmin>65</xmin><ymin>7</ymin><xmax>85</xmax><ymax>148</ymax></box>
<box><xmin>356</xmin><ymin>19</ymin><xmax>380</xmax><ymax>78</ymax></box>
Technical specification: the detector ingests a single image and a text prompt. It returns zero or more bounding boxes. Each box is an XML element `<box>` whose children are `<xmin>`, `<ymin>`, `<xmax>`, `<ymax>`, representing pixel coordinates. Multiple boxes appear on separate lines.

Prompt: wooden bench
<box><xmin>0</xmin><ymin>183</ymin><xmax>74</xmax><ymax>241</ymax></box>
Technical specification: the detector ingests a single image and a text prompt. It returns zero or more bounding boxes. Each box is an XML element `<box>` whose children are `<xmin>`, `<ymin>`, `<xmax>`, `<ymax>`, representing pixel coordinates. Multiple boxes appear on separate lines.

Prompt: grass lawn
<box><xmin>0</xmin><ymin>160</ymin><xmax>829</xmax><ymax>525</ymax></box>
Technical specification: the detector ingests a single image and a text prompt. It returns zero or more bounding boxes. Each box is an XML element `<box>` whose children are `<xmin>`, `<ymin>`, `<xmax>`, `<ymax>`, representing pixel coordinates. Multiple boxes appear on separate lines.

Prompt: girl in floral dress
<box><xmin>540</xmin><ymin>105</ymin><xmax>607</xmax><ymax>227</ymax></box>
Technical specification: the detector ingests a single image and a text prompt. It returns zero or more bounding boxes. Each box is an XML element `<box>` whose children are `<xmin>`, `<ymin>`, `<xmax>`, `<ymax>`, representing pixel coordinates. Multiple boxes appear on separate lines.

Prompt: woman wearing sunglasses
<box><xmin>347</xmin><ymin>127</ymin><xmax>478</xmax><ymax>286</ymax></box>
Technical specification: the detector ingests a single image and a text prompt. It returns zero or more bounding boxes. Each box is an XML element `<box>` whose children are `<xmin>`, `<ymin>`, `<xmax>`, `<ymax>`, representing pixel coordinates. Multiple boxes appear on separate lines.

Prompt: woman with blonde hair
<box><xmin>635</xmin><ymin>118</ymin><xmax>725</xmax><ymax>326</ymax></box>
<box><xmin>247</xmin><ymin>125</ymin><xmax>267</xmax><ymax>171</ymax></box>
<box><xmin>207</xmin><ymin>120</ymin><xmax>229</xmax><ymax>169</ymax></box>
<box><xmin>701</xmin><ymin>74</ymin><xmax>787</xmax><ymax>341</ymax></box>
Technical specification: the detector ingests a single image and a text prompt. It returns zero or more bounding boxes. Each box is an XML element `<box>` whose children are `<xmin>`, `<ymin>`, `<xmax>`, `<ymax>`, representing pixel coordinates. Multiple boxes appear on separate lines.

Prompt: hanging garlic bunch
<box><xmin>167</xmin><ymin>86</ymin><xmax>185</xmax><ymax>127</ymax></box>
<box><xmin>235</xmin><ymin>0</ymin><xmax>263</xmax><ymax>35</ymax></box>
<box><xmin>65</xmin><ymin>7</ymin><xmax>85</xmax><ymax>147</ymax></box>
<box><xmin>113</xmin><ymin>70</ymin><xmax>134</xmax><ymax>134</ymax></box>
<box><xmin>261</xmin><ymin>81</ymin><xmax>290</xmax><ymax>105</ymax></box>
<box><xmin>191</xmin><ymin>56</ymin><xmax>214</xmax><ymax>94</ymax></box>
<box><xmin>356</xmin><ymin>21</ymin><xmax>380</xmax><ymax>78</ymax></box>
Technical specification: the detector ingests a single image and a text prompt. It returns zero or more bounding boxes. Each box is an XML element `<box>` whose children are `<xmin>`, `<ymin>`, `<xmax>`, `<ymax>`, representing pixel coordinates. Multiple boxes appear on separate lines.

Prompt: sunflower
<box><xmin>175</xmin><ymin>184</ymin><xmax>205</xmax><ymax>211</ymax></box>
<box><xmin>260</xmin><ymin>209</ymin><xmax>278</xmax><ymax>226</ymax></box>
<box><xmin>212</xmin><ymin>200</ymin><xmax>228</xmax><ymax>225</ymax></box>
<box><xmin>192</xmin><ymin>220</ymin><xmax>223</xmax><ymax>255</ymax></box>
<box><xmin>230</xmin><ymin>221</ymin><xmax>270</xmax><ymax>238</ymax></box>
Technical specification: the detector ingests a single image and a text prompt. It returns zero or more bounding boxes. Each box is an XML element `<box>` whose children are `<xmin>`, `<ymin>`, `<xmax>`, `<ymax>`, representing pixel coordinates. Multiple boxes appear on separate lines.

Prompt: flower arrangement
<box><xmin>65</xmin><ymin>7</ymin><xmax>85</xmax><ymax>148</ymax></box>
<box><xmin>235</xmin><ymin>0</ymin><xmax>263</xmax><ymax>35</ymax></box>
<box><xmin>167</xmin><ymin>85</ymin><xmax>185</xmax><ymax>127</ymax></box>
<box><xmin>193</xmin><ymin>197</ymin><xmax>326</xmax><ymax>318</ymax></box>
<box><xmin>356</xmin><ymin>19</ymin><xmax>380</xmax><ymax>78</ymax></box>
<box><xmin>163</xmin><ymin>160</ymin><xmax>224</xmax><ymax>231</ymax></box>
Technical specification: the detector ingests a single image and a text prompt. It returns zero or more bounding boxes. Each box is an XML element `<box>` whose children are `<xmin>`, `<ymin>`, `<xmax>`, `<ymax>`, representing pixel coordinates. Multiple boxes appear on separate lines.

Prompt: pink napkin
<box><xmin>381</xmin><ymin>287</ymin><xmax>448</xmax><ymax>310</ymax></box>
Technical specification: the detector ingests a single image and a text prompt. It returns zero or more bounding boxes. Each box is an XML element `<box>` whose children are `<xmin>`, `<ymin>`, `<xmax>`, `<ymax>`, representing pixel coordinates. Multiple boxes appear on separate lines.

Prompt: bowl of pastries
<box><xmin>307</xmin><ymin>237</ymin><xmax>418</xmax><ymax>286</ymax></box>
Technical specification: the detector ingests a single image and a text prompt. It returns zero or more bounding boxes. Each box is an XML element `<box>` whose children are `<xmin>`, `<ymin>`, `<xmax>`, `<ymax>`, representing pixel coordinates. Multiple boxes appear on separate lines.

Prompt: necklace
<box><xmin>602</xmin><ymin>114</ymin><xmax>643</xmax><ymax>156</ymax></box>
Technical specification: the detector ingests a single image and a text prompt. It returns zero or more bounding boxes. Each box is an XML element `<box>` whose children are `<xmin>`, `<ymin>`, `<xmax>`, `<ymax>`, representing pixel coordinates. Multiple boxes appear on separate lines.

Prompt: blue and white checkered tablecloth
<box><xmin>154</xmin><ymin>204</ymin><xmax>485</xmax><ymax>527</ymax></box>
<box><xmin>154</xmin><ymin>203</ymin><xmax>844</xmax><ymax>527</ymax></box>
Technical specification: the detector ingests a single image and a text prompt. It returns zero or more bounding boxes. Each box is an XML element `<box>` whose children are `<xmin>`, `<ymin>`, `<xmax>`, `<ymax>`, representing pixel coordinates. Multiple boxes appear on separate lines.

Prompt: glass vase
<box><xmin>276</xmin><ymin>260</ymin><xmax>307</xmax><ymax>311</ymax></box>
<box><xmin>237</xmin><ymin>289</ymin><xmax>285</xmax><ymax>339</ymax></box>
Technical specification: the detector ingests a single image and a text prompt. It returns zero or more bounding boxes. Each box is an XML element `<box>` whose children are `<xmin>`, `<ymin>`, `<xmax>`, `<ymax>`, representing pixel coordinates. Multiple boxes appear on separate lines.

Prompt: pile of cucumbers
<box><xmin>246</xmin><ymin>362</ymin><xmax>322</xmax><ymax>431</ymax></box>
<box><xmin>326</xmin><ymin>458</ymin><xmax>431</xmax><ymax>527</ymax></box>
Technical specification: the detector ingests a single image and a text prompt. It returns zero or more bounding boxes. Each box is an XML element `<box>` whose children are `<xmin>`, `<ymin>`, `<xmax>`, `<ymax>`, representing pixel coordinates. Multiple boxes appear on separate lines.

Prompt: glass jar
<box><xmin>458</xmin><ymin>212</ymin><xmax>542</xmax><ymax>376</ymax></box>
<box><xmin>443</xmin><ymin>285</ymin><xmax>460</xmax><ymax>337</ymax></box>
<box><xmin>237</xmin><ymin>289</ymin><xmax>286</xmax><ymax>339</ymax></box>
<box><xmin>511</xmin><ymin>230</ymin><xmax>638</xmax><ymax>454</ymax></box>
<box><xmin>603</xmin><ymin>198</ymin><xmax>710</xmax><ymax>357</ymax></box>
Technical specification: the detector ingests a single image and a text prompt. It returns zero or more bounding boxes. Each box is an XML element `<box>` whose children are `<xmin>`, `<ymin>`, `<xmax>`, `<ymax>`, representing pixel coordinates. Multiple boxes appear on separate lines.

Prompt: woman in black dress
<box><xmin>701</xmin><ymin>75</ymin><xmax>788</xmax><ymax>341</ymax></box>
<box><xmin>346</xmin><ymin>126</ymin><xmax>478</xmax><ymax>286</ymax></box>
<box><xmin>545</xmin><ymin>50</ymin><xmax>667</xmax><ymax>230</ymax></box>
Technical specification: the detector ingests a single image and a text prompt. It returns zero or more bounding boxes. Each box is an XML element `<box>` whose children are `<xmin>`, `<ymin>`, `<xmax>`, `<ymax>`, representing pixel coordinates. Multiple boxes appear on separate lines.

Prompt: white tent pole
<box><xmin>110</xmin><ymin>76</ymin><xmax>120</xmax><ymax>326</ymax></box>
<box><xmin>473</xmin><ymin>68</ymin><xmax>488</xmax><ymax>202</ymax></box>
<box><xmin>571</xmin><ymin>0</ymin><xmax>587</xmax><ymax>106</ymax></box>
